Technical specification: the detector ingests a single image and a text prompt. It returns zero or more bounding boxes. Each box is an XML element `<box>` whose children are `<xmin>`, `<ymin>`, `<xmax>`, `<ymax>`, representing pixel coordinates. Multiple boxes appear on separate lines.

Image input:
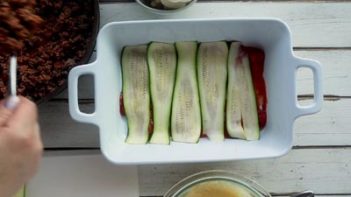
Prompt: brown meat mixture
<box><xmin>0</xmin><ymin>0</ymin><xmax>95</xmax><ymax>101</ymax></box>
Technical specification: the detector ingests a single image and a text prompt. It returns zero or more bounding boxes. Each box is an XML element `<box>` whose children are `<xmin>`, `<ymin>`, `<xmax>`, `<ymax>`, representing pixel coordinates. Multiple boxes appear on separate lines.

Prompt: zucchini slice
<box><xmin>171</xmin><ymin>41</ymin><xmax>201</xmax><ymax>143</ymax></box>
<box><xmin>227</xmin><ymin>42</ymin><xmax>260</xmax><ymax>140</ymax></box>
<box><xmin>122</xmin><ymin>45</ymin><xmax>150</xmax><ymax>144</ymax></box>
<box><xmin>148</xmin><ymin>42</ymin><xmax>177</xmax><ymax>144</ymax></box>
<box><xmin>197</xmin><ymin>41</ymin><xmax>228</xmax><ymax>142</ymax></box>
<box><xmin>226</xmin><ymin>42</ymin><xmax>245</xmax><ymax>139</ymax></box>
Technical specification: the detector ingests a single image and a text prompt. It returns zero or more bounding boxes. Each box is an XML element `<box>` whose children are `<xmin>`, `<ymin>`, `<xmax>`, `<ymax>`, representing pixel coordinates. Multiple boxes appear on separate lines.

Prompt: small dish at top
<box><xmin>135</xmin><ymin>0</ymin><xmax>197</xmax><ymax>15</ymax></box>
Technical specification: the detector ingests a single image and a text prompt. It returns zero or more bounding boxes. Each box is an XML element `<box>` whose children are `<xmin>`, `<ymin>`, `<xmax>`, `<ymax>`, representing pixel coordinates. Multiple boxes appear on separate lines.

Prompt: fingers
<box><xmin>0</xmin><ymin>101</ymin><xmax>13</xmax><ymax>126</ymax></box>
<box><xmin>7</xmin><ymin>96</ymin><xmax>38</xmax><ymax>129</ymax></box>
<box><xmin>25</xmin><ymin>122</ymin><xmax>43</xmax><ymax>179</ymax></box>
<box><xmin>33</xmin><ymin>122</ymin><xmax>43</xmax><ymax>152</ymax></box>
<box><xmin>4</xmin><ymin>96</ymin><xmax>20</xmax><ymax>110</ymax></box>
<box><xmin>7</xmin><ymin>97</ymin><xmax>41</xmax><ymax>153</ymax></box>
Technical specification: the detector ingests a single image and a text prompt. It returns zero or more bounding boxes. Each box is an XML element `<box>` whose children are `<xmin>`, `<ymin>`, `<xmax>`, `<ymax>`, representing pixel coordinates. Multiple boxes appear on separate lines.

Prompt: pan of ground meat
<box><xmin>0</xmin><ymin>0</ymin><xmax>99</xmax><ymax>102</ymax></box>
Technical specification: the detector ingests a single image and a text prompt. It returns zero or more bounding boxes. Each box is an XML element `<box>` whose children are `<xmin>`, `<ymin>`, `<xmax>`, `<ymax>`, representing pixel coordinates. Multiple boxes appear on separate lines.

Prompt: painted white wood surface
<box><xmin>39</xmin><ymin>99</ymin><xmax>351</xmax><ymax>147</ymax></box>
<box><xmin>138</xmin><ymin>148</ymin><xmax>351</xmax><ymax>196</ymax></box>
<box><xmin>294</xmin><ymin>99</ymin><xmax>351</xmax><ymax>146</ymax></box>
<box><xmin>98</xmin><ymin>2</ymin><xmax>351</xmax><ymax>47</ymax></box>
<box><xmin>294</xmin><ymin>50</ymin><xmax>351</xmax><ymax>96</ymax></box>
<box><xmin>27</xmin><ymin>154</ymin><xmax>139</xmax><ymax>197</ymax></box>
<box><xmin>55</xmin><ymin>49</ymin><xmax>351</xmax><ymax>99</ymax></box>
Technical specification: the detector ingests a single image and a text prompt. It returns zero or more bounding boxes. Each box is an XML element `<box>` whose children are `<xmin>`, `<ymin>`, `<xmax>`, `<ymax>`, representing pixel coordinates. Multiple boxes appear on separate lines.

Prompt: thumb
<box><xmin>0</xmin><ymin>102</ymin><xmax>12</xmax><ymax>126</ymax></box>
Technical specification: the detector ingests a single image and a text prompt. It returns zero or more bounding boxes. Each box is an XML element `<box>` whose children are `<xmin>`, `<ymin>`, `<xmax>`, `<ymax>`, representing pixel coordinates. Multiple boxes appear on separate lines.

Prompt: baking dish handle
<box><xmin>68</xmin><ymin>62</ymin><xmax>98</xmax><ymax>125</ymax></box>
<box><xmin>293</xmin><ymin>58</ymin><xmax>323</xmax><ymax>118</ymax></box>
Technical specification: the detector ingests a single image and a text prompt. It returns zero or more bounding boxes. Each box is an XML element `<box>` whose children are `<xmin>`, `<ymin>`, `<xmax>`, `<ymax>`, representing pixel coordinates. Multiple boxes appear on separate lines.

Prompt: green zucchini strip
<box><xmin>148</xmin><ymin>42</ymin><xmax>177</xmax><ymax>144</ymax></box>
<box><xmin>171</xmin><ymin>41</ymin><xmax>202</xmax><ymax>143</ymax></box>
<box><xmin>197</xmin><ymin>41</ymin><xmax>228</xmax><ymax>142</ymax></box>
<box><xmin>226</xmin><ymin>42</ymin><xmax>245</xmax><ymax>139</ymax></box>
<box><xmin>122</xmin><ymin>45</ymin><xmax>150</xmax><ymax>144</ymax></box>
<box><xmin>227</xmin><ymin>42</ymin><xmax>260</xmax><ymax>140</ymax></box>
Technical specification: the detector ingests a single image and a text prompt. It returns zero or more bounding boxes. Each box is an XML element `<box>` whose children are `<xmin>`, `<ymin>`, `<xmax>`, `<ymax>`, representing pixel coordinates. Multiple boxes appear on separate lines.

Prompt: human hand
<box><xmin>0</xmin><ymin>97</ymin><xmax>43</xmax><ymax>197</ymax></box>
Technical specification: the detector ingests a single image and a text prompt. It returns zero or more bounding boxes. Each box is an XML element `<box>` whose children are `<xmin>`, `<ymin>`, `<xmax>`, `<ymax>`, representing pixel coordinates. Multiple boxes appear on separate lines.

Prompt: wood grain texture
<box><xmin>39</xmin><ymin>99</ymin><xmax>351</xmax><ymax>147</ymax></box>
<box><xmin>37</xmin><ymin>150</ymin><xmax>351</xmax><ymax>196</ymax></box>
<box><xmin>39</xmin><ymin>101</ymin><xmax>99</xmax><ymax>148</ymax></box>
<box><xmin>295</xmin><ymin>50</ymin><xmax>351</xmax><ymax>96</ymax></box>
<box><xmin>98</xmin><ymin>2</ymin><xmax>351</xmax><ymax>47</ymax></box>
<box><xmin>54</xmin><ymin>49</ymin><xmax>351</xmax><ymax>99</ymax></box>
<box><xmin>138</xmin><ymin>148</ymin><xmax>351</xmax><ymax>196</ymax></box>
<box><xmin>294</xmin><ymin>99</ymin><xmax>351</xmax><ymax>146</ymax></box>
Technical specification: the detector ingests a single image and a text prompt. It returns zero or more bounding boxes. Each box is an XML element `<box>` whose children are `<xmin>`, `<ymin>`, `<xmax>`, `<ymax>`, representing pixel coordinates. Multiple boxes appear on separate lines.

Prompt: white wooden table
<box><xmin>40</xmin><ymin>1</ymin><xmax>351</xmax><ymax>196</ymax></box>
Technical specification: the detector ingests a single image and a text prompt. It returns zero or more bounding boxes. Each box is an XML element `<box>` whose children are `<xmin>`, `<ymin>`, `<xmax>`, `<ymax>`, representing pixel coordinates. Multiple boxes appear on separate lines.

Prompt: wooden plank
<box><xmin>27</xmin><ymin>153</ymin><xmax>139</xmax><ymax>197</ymax></box>
<box><xmin>138</xmin><ymin>148</ymin><xmax>351</xmax><ymax>196</ymax></box>
<box><xmin>55</xmin><ymin>49</ymin><xmax>351</xmax><ymax>99</ymax></box>
<box><xmin>39</xmin><ymin>101</ymin><xmax>99</xmax><ymax>148</ymax></box>
<box><xmin>39</xmin><ymin>150</ymin><xmax>351</xmax><ymax>197</ymax></box>
<box><xmin>39</xmin><ymin>99</ymin><xmax>351</xmax><ymax>147</ymax></box>
<box><xmin>97</xmin><ymin>2</ymin><xmax>351</xmax><ymax>48</ymax></box>
<box><xmin>294</xmin><ymin>98</ymin><xmax>351</xmax><ymax>146</ymax></box>
<box><xmin>294</xmin><ymin>50</ymin><xmax>351</xmax><ymax>96</ymax></box>
<box><xmin>144</xmin><ymin>195</ymin><xmax>350</xmax><ymax>197</ymax></box>
<box><xmin>39</xmin><ymin>150</ymin><xmax>351</xmax><ymax>196</ymax></box>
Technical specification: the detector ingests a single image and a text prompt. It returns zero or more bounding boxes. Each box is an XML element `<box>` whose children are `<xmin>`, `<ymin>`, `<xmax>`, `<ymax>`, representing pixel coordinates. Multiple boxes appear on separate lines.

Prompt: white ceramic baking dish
<box><xmin>68</xmin><ymin>18</ymin><xmax>323</xmax><ymax>164</ymax></box>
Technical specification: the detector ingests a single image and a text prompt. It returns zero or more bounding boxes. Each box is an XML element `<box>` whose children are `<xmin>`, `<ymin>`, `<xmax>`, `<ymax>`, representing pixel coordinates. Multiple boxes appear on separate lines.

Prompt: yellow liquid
<box><xmin>179</xmin><ymin>180</ymin><xmax>257</xmax><ymax>197</ymax></box>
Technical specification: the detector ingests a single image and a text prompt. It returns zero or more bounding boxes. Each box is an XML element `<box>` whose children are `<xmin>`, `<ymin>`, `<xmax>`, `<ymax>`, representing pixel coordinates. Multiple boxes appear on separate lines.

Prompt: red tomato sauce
<box><xmin>243</xmin><ymin>46</ymin><xmax>267</xmax><ymax>129</ymax></box>
<box><xmin>119</xmin><ymin>93</ymin><xmax>126</xmax><ymax>116</ymax></box>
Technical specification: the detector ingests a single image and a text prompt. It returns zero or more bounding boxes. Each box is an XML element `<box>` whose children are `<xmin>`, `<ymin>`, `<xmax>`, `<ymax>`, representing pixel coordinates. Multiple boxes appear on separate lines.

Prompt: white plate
<box><xmin>68</xmin><ymin>18</ymin><xmax>323</xmax><ymax>164</ymax></box>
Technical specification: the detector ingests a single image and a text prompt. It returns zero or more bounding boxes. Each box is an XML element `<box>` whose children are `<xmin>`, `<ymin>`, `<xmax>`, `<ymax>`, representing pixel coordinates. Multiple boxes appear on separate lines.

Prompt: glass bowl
<box><xmin>164</xmin><ymin>170</ymin><xmax>271</xmax><ymax>197</ymax></box>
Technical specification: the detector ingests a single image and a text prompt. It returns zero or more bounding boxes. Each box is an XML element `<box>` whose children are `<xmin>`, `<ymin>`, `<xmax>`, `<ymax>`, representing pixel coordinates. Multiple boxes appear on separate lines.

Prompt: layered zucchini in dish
<box><xmin>171</xmin><ymin>42</ymin><xmax>202</xmax><ymax>143</ymax></box>
<box><xmin>120</xmin><ymin>41</ymin><xmax>267</xmax><ymax>144</ymax></box>
<box><xmin>147</xmin><ymin>42</ymin><xmax>177</xmax><ymax>144</ymax></box>
<box><xmin>121</xmin><ymin>45</ymin><xmax>150</xmax><ymax>144</ymax></box>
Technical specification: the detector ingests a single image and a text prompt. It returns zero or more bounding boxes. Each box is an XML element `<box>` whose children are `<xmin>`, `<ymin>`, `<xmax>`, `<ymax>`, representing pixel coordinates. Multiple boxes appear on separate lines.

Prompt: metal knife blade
<box><xmin>9</xmin><ymin>56</ymin><xmax>17</xmax><ymax>97</ymax></box>
<box><xmin>5</xmin><ymin>56</ymin><xmax>19</xmax><ymax>110</ymax></box>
